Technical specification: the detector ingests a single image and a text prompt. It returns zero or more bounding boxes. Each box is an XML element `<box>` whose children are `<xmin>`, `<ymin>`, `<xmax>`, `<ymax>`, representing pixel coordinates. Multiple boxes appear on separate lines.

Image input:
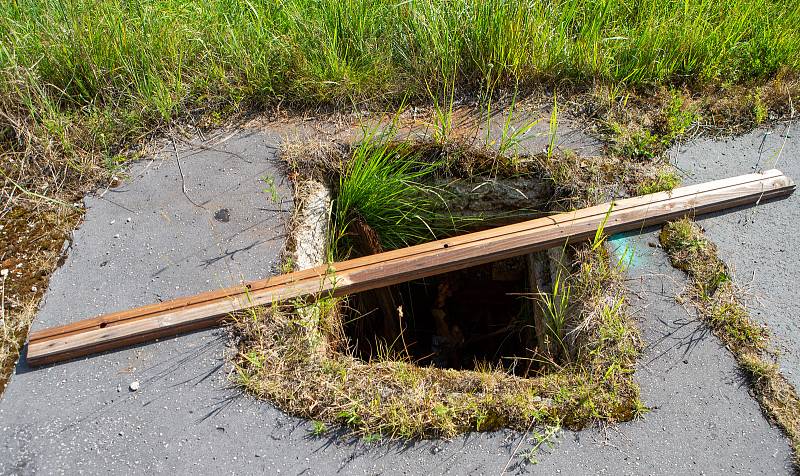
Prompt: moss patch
<box><xmin>661</xmin><ymin>218</ymin><xmax>800</xmax><ymax>464</ymax></box>
<box><xmin>0</xmin><ymin>205</ymin><xmax>81</xmax><ymax>391</ymax></box>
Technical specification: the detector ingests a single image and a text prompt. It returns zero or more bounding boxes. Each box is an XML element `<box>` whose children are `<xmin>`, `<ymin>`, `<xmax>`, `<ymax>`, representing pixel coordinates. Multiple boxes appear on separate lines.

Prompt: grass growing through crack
<box><xmin>661</xmin><ymin>218</ymin><xmax>800</xmax><ymax>464</ymax></box>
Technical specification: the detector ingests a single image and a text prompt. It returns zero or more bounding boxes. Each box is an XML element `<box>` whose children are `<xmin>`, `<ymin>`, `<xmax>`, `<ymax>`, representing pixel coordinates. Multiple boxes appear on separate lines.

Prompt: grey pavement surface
<box><xmin>0</xmin><ymin>124</ymin><xmax>796</xmax><ymax>474</ymax></box>
<box><xmin>672</xmin><ymin>123</ymin><xmax>800</xmax><ymax>391</ymax></box>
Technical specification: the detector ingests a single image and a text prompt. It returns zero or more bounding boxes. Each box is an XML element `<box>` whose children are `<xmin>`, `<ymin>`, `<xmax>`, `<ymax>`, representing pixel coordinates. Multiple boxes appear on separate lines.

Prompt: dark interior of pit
<box><xmin>334</xmin><ymin>144</ymin><xmax>578</xmax><ymax>376</ymax></box>
<box><xmin>346</xmin><ymin>257</ymin><xmax>545</xmax><ymax>376</ymax></box>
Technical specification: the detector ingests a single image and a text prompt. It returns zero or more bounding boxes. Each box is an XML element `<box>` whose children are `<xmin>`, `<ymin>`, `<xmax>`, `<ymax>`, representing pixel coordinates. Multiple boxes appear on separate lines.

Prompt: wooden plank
<box><xmin>28</xmin><ymin>169</ymin><xmax>783</xmax><ymax>341</ymax></box>
<box><xmin>26</xmin><ymin>171</ymin><xmax>794</xmax><ymax>365</ymax></box>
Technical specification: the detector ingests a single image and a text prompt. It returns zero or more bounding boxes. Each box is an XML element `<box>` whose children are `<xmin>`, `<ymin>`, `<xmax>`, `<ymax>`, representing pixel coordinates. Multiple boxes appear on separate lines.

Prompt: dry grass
<box><xmin>592</xmin><ymin>73</ymin><xmax>800</xmax><ymax>148</ymax></box>
<box><xmin>233</xmin><ymin>236</ymin><xmax>642</xmax><ymax>438</ymax></box>
<box><xmin>660</xmin><ymin>218</ymin><xmax>800</xmax><ymax>464</ymax></box>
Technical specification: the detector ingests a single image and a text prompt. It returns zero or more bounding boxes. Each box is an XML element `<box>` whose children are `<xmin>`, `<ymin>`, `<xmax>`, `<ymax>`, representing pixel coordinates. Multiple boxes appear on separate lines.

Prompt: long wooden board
<box><xmin>26</xmin><ymin>170</ymin><xmax>795</xmax><ymax>365</ymax></box>
<box><xmin>27</xmin><ymin>169</ymin><xmax>786</xmax><ymax>340</ymax></box>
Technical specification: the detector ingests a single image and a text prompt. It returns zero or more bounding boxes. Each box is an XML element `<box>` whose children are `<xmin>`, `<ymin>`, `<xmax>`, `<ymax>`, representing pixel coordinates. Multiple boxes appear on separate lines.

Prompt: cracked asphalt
<box><xmin>0</xmin><ymin>123</ymin><xmax>797</xmax><ymax>475</ymax></box>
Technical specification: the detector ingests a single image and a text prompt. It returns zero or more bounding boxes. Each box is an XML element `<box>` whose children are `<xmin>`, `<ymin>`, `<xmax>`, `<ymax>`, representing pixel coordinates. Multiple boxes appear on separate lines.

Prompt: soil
<box><xmin>0</xmin><ymin>206</ymin><xmax>80</xmax><ymax>391</ymax></box>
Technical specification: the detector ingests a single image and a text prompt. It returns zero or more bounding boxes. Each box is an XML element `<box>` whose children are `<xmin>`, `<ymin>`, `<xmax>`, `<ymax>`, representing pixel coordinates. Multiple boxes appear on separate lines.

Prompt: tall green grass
<box><xmin>2</xmin><ymin>0</ymin><xmax>800</xmax><ymax>192</ymax></box>
<box><xmin>331</xmin><ymin>132</ymin><xmax>462</xmax><ymax>257</ymax></box>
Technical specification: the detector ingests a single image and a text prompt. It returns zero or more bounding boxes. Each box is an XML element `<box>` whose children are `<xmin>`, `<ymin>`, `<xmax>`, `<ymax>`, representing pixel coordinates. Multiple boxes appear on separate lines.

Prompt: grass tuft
<box><xmin>635</xmin><ymin>168</ymin><xmax>682</xmax><ymax>195</ymax></box>
<box><xmin>330</xmin><ymin>130</ymin><xmax>481</xmax><ymax>257</ymax></box>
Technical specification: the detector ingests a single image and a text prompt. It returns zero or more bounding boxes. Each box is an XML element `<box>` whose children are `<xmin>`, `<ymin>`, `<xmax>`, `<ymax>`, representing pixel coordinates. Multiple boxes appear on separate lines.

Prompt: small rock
<box><xmin>113</xmin><ymin>234</ymin><xmax>120</xmax><ymax>239</ymax></box>
<box><xmin>126</xmin><ymin>217</ymin><xmax>132</xmax><ymax>223</ymax></box>
<box><xmin>1</xmin><ymin>269</ymin><xmax>8</xmax><ymax>278</ymax></box>
<box><xmin>129</xmin><ymin>381</ymin><xmax>140</xmax><ymax>392</ymax></box>
<box><xmin>214</xmin><ymin>208</ymin><xmax>231</xmax><ymax>223</ymax></box>
<box><xmin>110</xmin><ymin>220</ymin><xmax>115</xmax><ymax>225</ymax></box>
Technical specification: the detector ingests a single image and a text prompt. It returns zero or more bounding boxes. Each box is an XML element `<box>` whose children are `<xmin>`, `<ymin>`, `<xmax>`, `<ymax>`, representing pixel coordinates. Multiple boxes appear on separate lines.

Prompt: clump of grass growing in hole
<box><xmin>537</xmin><ymin>270</ymin><xmax>572</xmax><ymax>363</ymax></box>
<box><xmin>661</xmin><ymin>218</ymin><xmax>800</xmax><ymax>465</ymax></box>
<box><xmin>330</xmin><ymin>130</ymin><xmax>475</xmax><ymax>257</ymax></box>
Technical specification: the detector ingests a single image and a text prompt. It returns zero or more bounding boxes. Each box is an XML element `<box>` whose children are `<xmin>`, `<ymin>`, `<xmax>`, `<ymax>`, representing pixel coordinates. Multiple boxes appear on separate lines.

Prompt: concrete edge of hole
<box><xmin>288</xmin><ymin>179</ymin><xmax>332</xmax><ymax>271</ymax></box>
<box><xmin>286</xmin><ymin>179</ymin><xmax>333</xmax><ymax>354</ymax></box>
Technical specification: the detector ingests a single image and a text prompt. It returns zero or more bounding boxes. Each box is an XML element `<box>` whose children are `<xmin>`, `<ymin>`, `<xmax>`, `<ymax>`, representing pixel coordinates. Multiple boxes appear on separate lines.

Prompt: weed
<box><xmin>663</xmin><ymin>91</ymin><xmax>699</xmax><ymax>140</ymax></box>
<box><xmin>310</xmin><ymin>420</ymin><xmax>328</xmax><ymax>436</ymax></box>
<box><xmin>621</xmin><ymin>130</ymin><xmax>661</xmax><ymax>160</ymax></box>
<box><xmin>522</xmin><ymin>424</ymin><xmax>560</xmax><ymax>464</ymax></box>
<box><xmin>495</xmin><ymin>91</ymin><xmax>541</xmax><ymax>158</ymax></box>
<box><xmin>427</xmin><ymin>73</ymin><xmax>457</xmax><ymax>146</ymax></box>
<box><xmin>547</xmin><ymin>95</ymin><xmax>558</xmax><ymax>159</ymax></box>
<box><xmin>280</xmin><ymin>256</ymin><xmax>295</xmax><ymax>275</ymax></box>
<box><xmin>636</xmin><ymin>169</ymin><xmax>681</xmax><ymax>195</ymax></box>
<box><xmin>362</xmin><ymin>433</ymin><xmax>382</xmax><ymax>444</ymax></box>
<box><xmin>261</xmin><ymin>176</ymin><xmax>280</xmax><ymax>204</ymax></box>
<box><xmin>753</xmin><ymin>91</ymin><xmax>768</xmax><ymax>124</ymax></box>
<box><xmin>536</xmin><ymin>271</ymin><xmax>572</xmax><ymax>363</ymax></box>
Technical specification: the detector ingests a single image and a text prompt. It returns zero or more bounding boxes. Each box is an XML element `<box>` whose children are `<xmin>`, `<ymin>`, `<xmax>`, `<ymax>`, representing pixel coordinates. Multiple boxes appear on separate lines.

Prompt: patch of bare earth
<box><xmin>0</xmin><ymin>205</ymin><xmax>80</xmax><ymax>391</ymax></box>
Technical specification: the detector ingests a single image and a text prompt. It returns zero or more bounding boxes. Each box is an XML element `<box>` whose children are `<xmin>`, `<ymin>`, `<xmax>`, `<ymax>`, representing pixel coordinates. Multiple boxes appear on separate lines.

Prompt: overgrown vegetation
<box><xmin>661</xmin><ymin>218</ymin><xmax>800</xmax><ymax>464</ymax></box>
<box><xmin>235</xmin><ymin>239</ymin><xmax>642</xmax><ymax>438</ymax></box>
<box><xmin>234</xmin><ymin>137</ymin><xmax>643</xmax><ymax>439</ymax></box>
<box><xmin>1</xmin><ymin>0</ymin><xmax>797</xmax><ymax>450</ymax></box>
<box><xmin>3</xmin><ymin>0</ymin><xmax>800</xmax><ymax>202</ymax></box>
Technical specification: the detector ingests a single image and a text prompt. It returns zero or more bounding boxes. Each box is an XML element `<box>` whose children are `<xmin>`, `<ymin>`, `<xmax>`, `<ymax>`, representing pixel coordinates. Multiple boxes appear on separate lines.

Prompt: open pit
<box><xmin>230</xmin><ymin>141</ymin><xmax>643</xmax><ymax>438</ymax></box>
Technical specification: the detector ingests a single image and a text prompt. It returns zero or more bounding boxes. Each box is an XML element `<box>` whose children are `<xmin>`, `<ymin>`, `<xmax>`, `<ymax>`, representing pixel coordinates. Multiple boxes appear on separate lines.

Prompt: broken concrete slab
<box><xmin>0</xmin><ymin>129</ymin><xmax>294</xmax><ymax>473</ymax></box>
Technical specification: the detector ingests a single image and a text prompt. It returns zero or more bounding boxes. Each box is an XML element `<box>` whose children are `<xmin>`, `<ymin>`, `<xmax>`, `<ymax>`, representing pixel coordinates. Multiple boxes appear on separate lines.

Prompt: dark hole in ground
<box><xmin>345</xmin><ymin>257</ymin><xmax>541</xmax><ymax>376</ymax></box>
<box><xmin>333</xmin><ymin>151</ymin><xmax>568</xmax><ymax>376</ymax></box>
